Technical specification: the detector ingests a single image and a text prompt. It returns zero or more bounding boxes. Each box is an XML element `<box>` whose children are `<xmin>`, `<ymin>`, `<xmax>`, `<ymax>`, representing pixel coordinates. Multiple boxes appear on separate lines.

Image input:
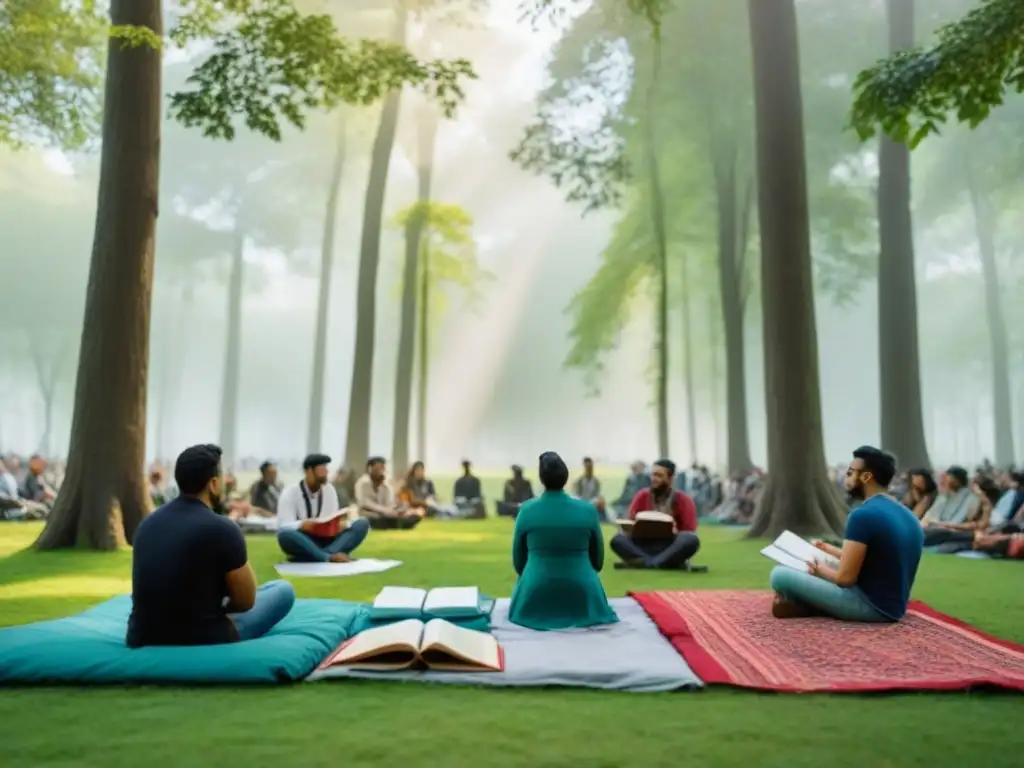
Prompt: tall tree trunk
<box><xmin>343</xmin><ymin>4</ymin><xmax>407</xmax><ymax>466</ymax></box>
<box><xmin>307</xmin><ymin>113</ymin><xmax>347</xmax><ymax>453</ymax></box>
<box><xmin>392</xmin><ymin>106</ymin><xmax>438</xmax><ymax>471</ymax></box>
<box><xmin>967</xmin><ymin>167</ymin><xmax>1015</xmax><ymax>465</ymax></box>
<box><xmin>746</xmin><ymin>0</ymin><xmax>846</xmax><ymax>539</ymax></box>
<box><xmin>644</xmin><ymin>39</ymin><xmax>670</xmax><ymax>458</ymax></box>
<box><xmin>416</xmin><ymin>231</ymin><xmax>430</xmax><ymax>463</ymax></box>
<box><xmin>219</xmin><ymin>229</ymin><xmax>245</xmax><ymax>469</ymax></box>
<box><xmin>679</xmin><ymin>253</ymin><xmax>699</xmax><ymax>463</ymax></box>
<box><xmin>713</xmin><ymin>155</ymin><xmax>754</xmax><ymax>474</ymax></box>
<box><xmin>707</xmin><ymin>293</ymin><xmax>722</xmax><ymax>468</ymax></box>
<box><xmin>159</xmin><ymin>281</ymin><xmax>193</xmax><ymax>462</ymax></box>
<box><xmin>35</xmin><ymin>0</ymin><xmax>162</xmax><ymax>550</ymax></box>
<box><xmin>877</xmin><ymin>0</ymin><xmax>930</xmax><ymax>470</ymax></box>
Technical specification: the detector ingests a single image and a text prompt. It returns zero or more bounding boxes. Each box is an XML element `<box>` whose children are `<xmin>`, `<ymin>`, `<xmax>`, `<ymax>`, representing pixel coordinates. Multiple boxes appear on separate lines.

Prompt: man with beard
<box><xmin>277</xmin><ymin>453</ymin><xmax>371</xmax><ymax>559</ymax></box>
<box><xmin>609</xmin><ymin>459</ymin><xmax>702</xmax><ymax>570</ymax></box>
<box><xmin>127</xmin><ymin>444</ymin><xmax>295</xmax><ymax>647</ymax></box>
<box><xmin>770</xmin><ymin>445</ymin><xmax>923</xmax><ymax>622</ymax></box>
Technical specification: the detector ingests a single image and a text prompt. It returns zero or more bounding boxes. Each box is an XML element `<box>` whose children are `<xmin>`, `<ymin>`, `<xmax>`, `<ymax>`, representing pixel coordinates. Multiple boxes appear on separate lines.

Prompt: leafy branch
<box><xmin>849</xmin><ymin>0</ymin><xmax>1024</xmax><ymax>147</ymax></box>
<box><xmin>169</xmin><ymin>0</ymin><xmax>475</xmax><ymax>141</ymax></box>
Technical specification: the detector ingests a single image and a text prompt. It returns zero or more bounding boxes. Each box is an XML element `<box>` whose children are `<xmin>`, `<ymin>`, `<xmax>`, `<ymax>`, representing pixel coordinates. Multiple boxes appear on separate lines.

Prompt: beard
<box><xmin>847</xmin><ymin>483</ymin><xmax>865</xmax><ymax>501</ymax></box>
<box><xmin>210</xmin><ymin>493</ymin><xmax>225</xmax><ymax>515</ymax></box>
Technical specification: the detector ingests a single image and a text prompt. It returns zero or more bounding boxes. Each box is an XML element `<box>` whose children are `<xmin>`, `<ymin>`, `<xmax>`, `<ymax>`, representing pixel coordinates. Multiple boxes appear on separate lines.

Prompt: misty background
<box><xmin>1</xmin><ymin>0</ymin><xmax>1021</xmax><ymax>472</ymax></box>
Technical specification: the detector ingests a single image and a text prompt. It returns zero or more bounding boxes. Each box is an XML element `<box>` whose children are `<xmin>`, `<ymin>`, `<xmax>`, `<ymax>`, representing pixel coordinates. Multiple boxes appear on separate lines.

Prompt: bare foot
<box><xmin>329</xmin><ymin>553</ymin><xmax>352</xmax><ymax>563</ymax></box>
<box><xmin>771</xmin><ymin>594</ymin><xmax>814</xmax><ymax>619</ymax></box>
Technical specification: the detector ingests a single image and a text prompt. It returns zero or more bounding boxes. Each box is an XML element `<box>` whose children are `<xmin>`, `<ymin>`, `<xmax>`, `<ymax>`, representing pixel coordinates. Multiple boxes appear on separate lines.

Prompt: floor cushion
<box><xmin>0</xmin><ymin>595</ymin><xmax>368</xmax><ymax>685</ymax></box>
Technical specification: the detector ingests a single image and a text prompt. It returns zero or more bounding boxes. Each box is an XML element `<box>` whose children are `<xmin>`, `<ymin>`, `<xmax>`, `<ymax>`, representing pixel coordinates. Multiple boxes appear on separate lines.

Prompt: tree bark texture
<box><xmin>713</xmin><ymin>153</ymin><xmax>755</xmax><ymax>474</ymax></box>
<box><xmin>745</xmin><ymin>0</ymin><xmax>846</xmax><ymax>538</ymax></box>
<box><xmin>343</xmin><ymin>4</ymin><xmax>407</xmax><ymax>467</ymax></box>
<box><xmin>307</xmin><ymin>113</ymin><xmax>347</xmax><ymax>454</ymax></box>
<box><xmin>644</xmin><ymin>40</ymin><xmax>670</xmax><ymax>459</ymax></box>
<box><xmin>877</xmin><ymin>0</ymin><xmax>931</xmax><ymax>470</ymax></box>
<box><xmin>416</xmin><ymin>224</ymin><xmax>430</xmax><ymax>464</ymax></box>
<box><xmin>967</xmin><ymin>169</ymin><xmax>1015</xmax><ymax>466</ymax></box>
<box><xmin>679</xmin><ymin>249</ymin><xmax>699</xmax><ymax>463</ymax></box>
<box><xmin>35</xmin><ymin>0</ymin><xmax>163</xmax><ymax>550</ymax></box>
<box><xmin>218</xmin><ymin>229</ymin><xmax>245</xmax><ymax>468</ymax></box>
<box><xmin>392</xmin><ymin>106</ymin><xmax>437</xmax><ymax>473</ymax></box>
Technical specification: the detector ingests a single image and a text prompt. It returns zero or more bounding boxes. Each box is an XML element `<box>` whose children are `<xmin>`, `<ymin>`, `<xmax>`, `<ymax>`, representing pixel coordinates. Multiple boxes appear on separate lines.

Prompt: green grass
<box><xmin>1</xmin><ymin>479</ymin><xmax>1022</xmax><ymax>768</ymax></box>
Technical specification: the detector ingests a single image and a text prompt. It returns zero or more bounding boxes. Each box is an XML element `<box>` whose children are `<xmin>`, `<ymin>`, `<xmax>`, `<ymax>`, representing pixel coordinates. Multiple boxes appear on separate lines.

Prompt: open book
<box><xmin>371</xmin><ymin>586</ymin><xmax>482</xmax><ymax>620</ymax></box>
<box><xmin>279</xmin><ymin>506</ymin><xmax>350</xmax><ymax>536</ymax></box>
<box><xmin>760</xmin><ymin>530</ymin><xmax>840</xmax><ymax>571</ymax></box>
<box><xmin>617</xmin><ymin>511</ymin><xmax>675</xmax><ymax>539</ymax></box>
<box><xmin>319</xmin><ymin>618</ymin><xmax>504</xmax><ymax>672</ymax></box>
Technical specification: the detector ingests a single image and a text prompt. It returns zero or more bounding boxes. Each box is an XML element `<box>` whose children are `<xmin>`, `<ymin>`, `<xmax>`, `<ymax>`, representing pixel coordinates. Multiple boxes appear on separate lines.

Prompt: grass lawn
<box><xmin>1</xmin><ymin>476</ymin><xmax>1021</xmax><ymax>767</ymax></box>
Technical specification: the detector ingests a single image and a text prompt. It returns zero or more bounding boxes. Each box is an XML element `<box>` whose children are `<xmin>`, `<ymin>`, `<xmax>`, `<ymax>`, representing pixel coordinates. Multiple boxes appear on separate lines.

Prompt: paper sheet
<box><xmin>274</xmin><ymin>559</ymin><xmax>403</xmax><ymax>577</ymax></box>
<box><xmin>374</xmin><ymin>586</ymin><xmax>428</xmax><ymax>610</ymax></box>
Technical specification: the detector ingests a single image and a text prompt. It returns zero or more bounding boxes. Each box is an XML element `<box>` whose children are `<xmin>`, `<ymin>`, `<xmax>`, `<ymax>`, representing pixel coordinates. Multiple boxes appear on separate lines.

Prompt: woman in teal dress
<box><xmin>508</xmin><ymin>452</ymin><xmax>619</xmax><ymax>630</ymax></box>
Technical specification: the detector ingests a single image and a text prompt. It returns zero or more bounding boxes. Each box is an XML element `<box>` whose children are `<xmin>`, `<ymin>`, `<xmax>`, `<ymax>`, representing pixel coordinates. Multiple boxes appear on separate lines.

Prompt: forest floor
<box><xmin>1</xmin><ymin>475</ymin><xmax>1021</xmax><ymax>767</ymax></box>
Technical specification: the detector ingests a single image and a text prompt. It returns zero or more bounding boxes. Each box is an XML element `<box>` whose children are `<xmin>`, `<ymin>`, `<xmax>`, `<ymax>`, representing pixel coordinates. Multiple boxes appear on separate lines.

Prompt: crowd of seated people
<box><xmin>0</xmin><ymin>454</ymin><xmax>61</xmax><ymax>520</ymax></box>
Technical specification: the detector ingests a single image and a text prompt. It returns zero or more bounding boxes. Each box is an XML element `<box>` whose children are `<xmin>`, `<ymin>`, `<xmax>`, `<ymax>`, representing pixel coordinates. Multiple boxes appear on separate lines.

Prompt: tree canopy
<box><xmin>850</xmin><ymin>0</ymin><xmax>1024</xmax><ymax>146</ymax></box>
<box><xmin>0</xmin><ymin>0</ymin><xmax>477</xmax><ymax>149</ymax></box>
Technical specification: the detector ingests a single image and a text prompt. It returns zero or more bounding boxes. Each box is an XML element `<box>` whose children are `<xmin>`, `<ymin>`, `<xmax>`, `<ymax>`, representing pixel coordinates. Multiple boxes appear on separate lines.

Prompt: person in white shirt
<box><xmin>276</xmin><ymin>453</ymin><xmax>370</xmax><ymax>562</ymax></box>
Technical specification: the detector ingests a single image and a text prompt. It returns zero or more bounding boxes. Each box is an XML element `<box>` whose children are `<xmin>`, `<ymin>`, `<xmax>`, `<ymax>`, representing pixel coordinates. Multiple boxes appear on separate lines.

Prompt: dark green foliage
<box><xmin>850</xmin><ymin>0</ymin><xmax>1024</xmax><ymax>146</ymax></box>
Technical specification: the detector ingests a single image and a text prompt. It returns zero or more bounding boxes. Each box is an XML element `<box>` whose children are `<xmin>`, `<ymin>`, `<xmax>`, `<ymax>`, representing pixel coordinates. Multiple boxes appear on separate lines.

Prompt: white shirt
<box><xmin>277</xmin><ymin>481</ymin><xmax>340</xmax><ymax>531</ymax></box>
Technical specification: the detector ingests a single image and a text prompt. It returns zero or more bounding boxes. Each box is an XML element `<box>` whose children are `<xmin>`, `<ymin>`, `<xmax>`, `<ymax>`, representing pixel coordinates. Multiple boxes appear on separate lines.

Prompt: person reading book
<box><xmin>276</xmin><ymin>453</ymin><xmax>370</xmax><ymax>563</ymax></box>
<box><xmin>508</xmin><ymin>452</ymin><xmax>618</xmax><ymax>631</ymax></box>
<box><xmin>609</xmin><ymin>459</ymin><xmax>701</xmax><ymax>570</ymax></box>
<box><xmin>127</xmin><ymin>444</ymin><xmax>295</xmax><ymax>647</ymax></box>
<box><xmin>770</xmin><ymin>445</ymin><xmax>924</xmax><ymax>622</ymax></box>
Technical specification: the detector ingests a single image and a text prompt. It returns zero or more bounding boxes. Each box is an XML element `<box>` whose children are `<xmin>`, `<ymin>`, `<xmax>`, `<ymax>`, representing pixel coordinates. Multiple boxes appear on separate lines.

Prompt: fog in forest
<box><xmin>1</xmin><ymin>0</ymin><xmax>1021</xmax><ymax>473</ymax></box>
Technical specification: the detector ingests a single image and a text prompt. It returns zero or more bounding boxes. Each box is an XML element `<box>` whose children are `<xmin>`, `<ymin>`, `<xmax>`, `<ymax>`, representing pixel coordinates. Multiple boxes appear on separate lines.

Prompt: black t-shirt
<box><xmin>126</xmin><ymin>496</ymin><xmax>248</xmax><ymax>648</ymax></box>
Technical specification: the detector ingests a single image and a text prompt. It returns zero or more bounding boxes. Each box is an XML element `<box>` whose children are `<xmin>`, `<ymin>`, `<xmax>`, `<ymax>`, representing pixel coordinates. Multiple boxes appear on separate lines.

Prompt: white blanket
<box><xmin>274</xmin><ymin>559</ymin><xmax>402</xmax><ymax>578</ymax></box>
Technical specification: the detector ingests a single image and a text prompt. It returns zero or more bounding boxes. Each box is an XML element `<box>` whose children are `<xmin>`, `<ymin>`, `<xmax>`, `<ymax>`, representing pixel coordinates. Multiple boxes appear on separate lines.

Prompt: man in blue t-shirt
<box><xmin>770</xmin><ymin>445</ymin><xmax>924</xmax><ymax>622</ymax></box>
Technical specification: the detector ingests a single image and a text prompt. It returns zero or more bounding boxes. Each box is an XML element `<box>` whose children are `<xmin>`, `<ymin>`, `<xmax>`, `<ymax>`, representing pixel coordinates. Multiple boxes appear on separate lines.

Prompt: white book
<box><xmin>422</xmin><ymin>586</ymin><xmax>480</xmax><ymax>615</ymax></box>
<box><xmin>373</xmin><ymin>586</ymin><xmax>427</xmax><ymax>612</ymax></box>
<box><xmin>760</xmin><ymin>530</ymin><xmax>840</xmax><ymax>571</ymax></box>
<box><xmin>371</xmin><ymin>586</ymin><xmax>483</xmax><ymax>619</ymax></box>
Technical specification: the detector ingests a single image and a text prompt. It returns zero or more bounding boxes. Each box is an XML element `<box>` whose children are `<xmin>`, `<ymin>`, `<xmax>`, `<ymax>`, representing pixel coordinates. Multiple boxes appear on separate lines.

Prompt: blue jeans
<box><xmin>769</xmin><ymin>566</ymin><xmax>891</xmax><ymax>622</ymax></box>
<box><xmin>229</xmin><ymin>580</ymin><xmax>296</xmax><ymax>641</ymax></box>
<box><xmin>276</xmin><ymin>517</ymin><xmax>370</xmax><ymax>562</ymax></box>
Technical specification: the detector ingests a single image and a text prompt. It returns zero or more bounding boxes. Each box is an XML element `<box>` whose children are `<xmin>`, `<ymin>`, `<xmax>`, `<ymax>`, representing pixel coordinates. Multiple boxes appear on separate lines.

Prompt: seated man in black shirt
<box><xmin>127</xmin><ymin>444</ymin><xmax>296</xmax><ymax>648</ymax></box>
<box><xmin>452</xmin><ymin>459</ymin><xmax>485</xmax><ymax>519</ymax></box>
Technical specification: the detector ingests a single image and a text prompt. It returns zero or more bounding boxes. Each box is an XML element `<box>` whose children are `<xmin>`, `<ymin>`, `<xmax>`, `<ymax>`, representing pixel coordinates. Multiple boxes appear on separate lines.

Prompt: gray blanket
<box><xmin>308</xmin><ymin>597</ymin><xmax>702</xmax><ymax>692</ymax></box>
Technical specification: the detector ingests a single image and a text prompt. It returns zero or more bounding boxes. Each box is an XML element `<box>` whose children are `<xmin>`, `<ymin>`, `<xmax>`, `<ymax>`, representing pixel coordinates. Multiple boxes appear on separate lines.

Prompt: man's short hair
<box><xmin>852</xmin><ymin>445</ymin><xmax>897</xmax><ymax>487</ymax></box>
<box><xmin>946</xmin><ymin>465</ymin><xmax>969</xmax><ymax>487</ymax></box>
<box><xmin>653</xmin><ymin>458</ymin><xmax>676</xmax><ymax>476</ymax></box>
<box><xmin>582</xmin><ymin>456</ymin><xmax>593</xmax><ymax>464</ymax></box>
<box><xmin>259</xmin><ymin>460</ymin><xmax>275</xmax><ymax>474</ymax></box>
<box><xmin>175</xmin><ymin>444</ymin><xmax>223</xmax><ymax>496</ymax></box>
<box><xmin>366</xmin><ymin>456</ymin><xmax>386</xmax><ymax>469</ymax></box>
<box><xmin>302</xmin><ymin>453</ymin><xmax>331</xmax><ymax>470</ymax></box>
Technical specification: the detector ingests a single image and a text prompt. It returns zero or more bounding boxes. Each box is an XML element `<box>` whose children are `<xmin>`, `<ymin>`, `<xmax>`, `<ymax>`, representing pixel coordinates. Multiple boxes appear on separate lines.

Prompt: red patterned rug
<box><xmin>630</xmin><ymin>590</ymin><xmax>1024</xmax><ymax>693</ymax></box>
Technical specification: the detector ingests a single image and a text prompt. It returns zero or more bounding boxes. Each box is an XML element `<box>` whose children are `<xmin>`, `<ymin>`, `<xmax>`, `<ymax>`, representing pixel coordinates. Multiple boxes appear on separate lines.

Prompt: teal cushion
<box><xmin>0</xmin><ymin>595</ymin><xmax>369</xmax><ymax>685</ymax></box>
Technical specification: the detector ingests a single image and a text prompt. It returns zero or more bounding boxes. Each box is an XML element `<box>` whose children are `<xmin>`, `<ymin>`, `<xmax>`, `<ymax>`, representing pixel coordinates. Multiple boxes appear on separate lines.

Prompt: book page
<box><xmin>315</xmin><ymin>507</ymin><xmax>348</xmax><ymax>523</ymax></box>
<box><xmin>635</xmin><ymin>511</ymin><xmax>674</xmax><ymax>524</ymax></box>
<box><xmin>420</xmin><ymin>619</ymin><xmax>502</xmax><ymax>671</ymax></box>
<box><xmin>760</xmin><ymin>544</ymin><xmax>808</xmax><ymax>571</ymax></box>
<box><xmin>323</xmin><ymin>619</ymin><xmax>423</xmax><ymax>668</ymax></box>
<box><xmin>373</xmin><ymin>586</ymin><xmax>427</xmax><ymax>612</ymax></box>
<box><xmin>775</xmin><ymin>531</ymin><xmax>839</xmax><ymax>568</ymax></box>
<box><xmin>423</xmin><ymin>587</ymin><xmax>480</xmax><ymax>614</ymax></box>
